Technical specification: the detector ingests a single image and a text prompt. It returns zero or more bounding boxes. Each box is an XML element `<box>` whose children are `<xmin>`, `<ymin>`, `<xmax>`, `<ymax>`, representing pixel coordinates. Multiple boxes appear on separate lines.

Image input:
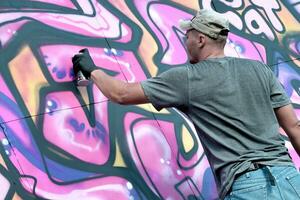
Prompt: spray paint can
<box><xmin>76</xmin><ymin>70</ymin><xmax>90</xmax><ymax>86</ymax></box>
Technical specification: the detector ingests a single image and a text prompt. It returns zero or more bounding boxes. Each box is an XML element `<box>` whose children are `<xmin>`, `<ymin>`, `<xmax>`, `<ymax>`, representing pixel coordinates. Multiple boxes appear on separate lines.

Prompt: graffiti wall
<box><xmin>0</xmin><ymin>0</ymin><xmax>299</xmax><ymax>199</ymax></box>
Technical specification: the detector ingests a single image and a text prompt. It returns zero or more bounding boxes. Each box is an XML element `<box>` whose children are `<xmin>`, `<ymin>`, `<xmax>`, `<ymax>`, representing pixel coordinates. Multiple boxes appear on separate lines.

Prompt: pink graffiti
<box><xmin>10</xmin><ymin>148</ymin><xmax>134</xmax><ymax>200</ymax></box>
<box><xmin>0</xmin><ymin>0</ymin><xmax>132</xmax><ymax>42</ymax></box>
<box><xmin>43</xmin><ymin>91</ymin><xmax>110</xmax><ymax>165</ymax></box>
<box><xmin>0</xmin><ymin>20</ymin><xmax>28</xmax><ymax>47</ymax></box>
<box><xmin>1</xmin><ymin>1</ymin><xmax>299</xmax><ymax>199</ymax></box>
<box><xmin>40</xmin><ymin>45</ymin><xmax>147</xmax><ymax>83</ymax></box>
<box><xmin>133</xmin><ymin>1</ymin><xmax>190</xmax><ymax>65</ymax></box>
<box><xmin>30</xmin><ymin>0</ymin><xmax>76</xmax><ymax>9</ymax></box>
<box><xmin>124</xmin><ymin>112</ymin><xmax>217</xmax><ymax>199</ymax></box>
<box><xmin>227</xmin><ymin>33</ymin><xmax>267</xmax><ymax>62</ymax></box>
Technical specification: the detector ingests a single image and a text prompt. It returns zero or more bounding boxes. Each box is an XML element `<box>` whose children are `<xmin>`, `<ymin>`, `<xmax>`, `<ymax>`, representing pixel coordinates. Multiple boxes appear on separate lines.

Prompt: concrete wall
<box><xmin>0</xmin><ymin>0</ymin><xmax>299</xmax><ymax>199</ymax></box>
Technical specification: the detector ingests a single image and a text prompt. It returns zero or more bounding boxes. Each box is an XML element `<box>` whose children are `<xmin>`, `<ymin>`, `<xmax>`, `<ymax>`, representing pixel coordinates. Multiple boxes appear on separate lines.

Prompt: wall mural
<box><xmin>0</xmin><ymin>0</ymin><xmax>299</xmax><ymax>199</ymax></box>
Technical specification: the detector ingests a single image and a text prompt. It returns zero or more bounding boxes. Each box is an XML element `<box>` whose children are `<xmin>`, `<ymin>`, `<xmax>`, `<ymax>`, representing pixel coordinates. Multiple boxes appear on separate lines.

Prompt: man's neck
<box><xmin>207</xmin><ymin>53</ymin><xmax>225</xmax><ymax>59</ymax></box>
<box><xmin>200</xmin><ymin>51</ymin><xmax>225</xmax><ymax>61</ymax></box>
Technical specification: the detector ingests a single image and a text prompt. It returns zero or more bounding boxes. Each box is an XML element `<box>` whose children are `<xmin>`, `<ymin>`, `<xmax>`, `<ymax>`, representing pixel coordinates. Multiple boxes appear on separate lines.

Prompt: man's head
<box><xmin>179</xmin><ymin>9</ymin><xmax>230</xmax><ymax>63</ymax></box>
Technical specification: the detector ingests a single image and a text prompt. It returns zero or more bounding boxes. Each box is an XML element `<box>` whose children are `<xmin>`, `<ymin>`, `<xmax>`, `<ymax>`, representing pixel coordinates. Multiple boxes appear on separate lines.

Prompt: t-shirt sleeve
<box><xmin>140</xmin><ymin>67</ymin><xmax>189</xmax><ymax>111</ymax></box>
<box><xmin>268</xmin><ymin>69</ymin><xmax>291</xmax><ymax>108</ymax></box>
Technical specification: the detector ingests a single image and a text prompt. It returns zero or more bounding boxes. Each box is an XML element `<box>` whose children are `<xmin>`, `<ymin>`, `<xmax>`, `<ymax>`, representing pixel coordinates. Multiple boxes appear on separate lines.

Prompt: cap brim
<box><xmin>179</xmin><ymin>19</ymin><xmax>192</xmax><ymax>31</ymax></box>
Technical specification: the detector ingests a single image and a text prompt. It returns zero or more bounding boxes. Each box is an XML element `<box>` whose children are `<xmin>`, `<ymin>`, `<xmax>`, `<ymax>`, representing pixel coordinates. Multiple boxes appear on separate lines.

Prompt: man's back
<box><xmin>140</xmin><ymin>56</ymin><xmax>292</xmax><ymax>198</ymax></box>
<box><xmin>186</xmin><ymin>57</ymin><xmax>292</xmax><ymax>198</ymax></box>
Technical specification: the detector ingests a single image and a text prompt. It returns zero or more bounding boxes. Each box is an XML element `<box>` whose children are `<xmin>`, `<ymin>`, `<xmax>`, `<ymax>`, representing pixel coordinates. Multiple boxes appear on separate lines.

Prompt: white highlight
<box><xmin>2</xmin><ymin>138</ymin><xmax>9</xmax><ymax>145</ymax></box>
<box><xmin>47</xmin><ymin>100</ymin><xmax>53</xmax><ymax>107</ymax></box>
<box><xmin>235</xmin><ymin>45</ymin><xmax>242</xmax><ymax>53</ymax></box>
<box><xmin>126</xmin><ymin>182</ymin><xmax>133</xmax><ymax>190</ymax></box>
<box><xmin>176</xmin><ymin>170</ymin><xmax>182</xmax><ymax>175</ymax></box>
<box><xmin>111</xmin><ymin>48</ymin><xmax>117</xmax><ymax>55</ymax></box>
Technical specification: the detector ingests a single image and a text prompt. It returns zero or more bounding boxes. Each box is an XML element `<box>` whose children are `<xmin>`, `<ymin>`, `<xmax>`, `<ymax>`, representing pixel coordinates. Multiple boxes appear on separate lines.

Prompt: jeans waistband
<box><xmin>234</xmin><ymin>162</ymin><xmax>263</xmax><ymax>181</ymax></box>
<box><xmin>247</xmin><ymin>162</ymin><xmax>263</xmax><ymax>172</ymax></box>
<box><xmin>235</xmin><ymin>164</ymin><xmax>295</xmax><ymax>185</ymax></box>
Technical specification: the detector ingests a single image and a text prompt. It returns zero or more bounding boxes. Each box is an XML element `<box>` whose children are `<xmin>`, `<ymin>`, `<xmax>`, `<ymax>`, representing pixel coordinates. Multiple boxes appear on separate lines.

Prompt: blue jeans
<box><xmin>224</xmin><ymin>165</ymin><xmax>300</xmax><ymax>200</ymax></box>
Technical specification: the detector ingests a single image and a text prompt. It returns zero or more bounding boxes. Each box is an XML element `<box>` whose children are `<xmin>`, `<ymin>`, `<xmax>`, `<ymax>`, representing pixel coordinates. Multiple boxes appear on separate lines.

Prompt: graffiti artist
<box><xmin>72</xmin><ymin>9</ymin><xmax>300</xmax><ymax>200</ymax></box>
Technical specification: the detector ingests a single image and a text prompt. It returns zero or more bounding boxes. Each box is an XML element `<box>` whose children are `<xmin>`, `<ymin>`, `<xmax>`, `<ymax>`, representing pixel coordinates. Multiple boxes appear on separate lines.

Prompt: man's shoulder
<box><xmin>156</xmin><ymin>65</ymin><xmax>189</xmax><ymax>78</ymax></box>
<box><xmin>232</xmin><ymin>57</ymin><xmax>266</xmax><ymax>66</ymax></box>
<box><xmin>226</xmin><ymin>57</ymin><xmax>271</xmax><ymax>71</ymax></box>
<box><xmin>167</xmin><ymin>65</ymin><xmax>189</xmax><ymax>73</ymax></box>
<box><xmin>226</xmin><ymin>56</ymin><xmax>265</xmax><ymax>64</ymax></box>
<box><xmin>191</xmin><ymin>57</ymin><xmax>263</xmax><ymax>68</ymax></box>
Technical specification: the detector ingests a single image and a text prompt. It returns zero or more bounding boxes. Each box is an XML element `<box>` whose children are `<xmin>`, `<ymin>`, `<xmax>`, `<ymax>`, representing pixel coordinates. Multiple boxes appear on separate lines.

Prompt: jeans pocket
<box><xmin>286</xmin><ymin>171</ymin><xmax>300</xmax><ymax>198</ymax></box>
<box><xmin>230</xmin><ymin>184</ymin><xmax>267</xmax><ymax>200</ymax></box>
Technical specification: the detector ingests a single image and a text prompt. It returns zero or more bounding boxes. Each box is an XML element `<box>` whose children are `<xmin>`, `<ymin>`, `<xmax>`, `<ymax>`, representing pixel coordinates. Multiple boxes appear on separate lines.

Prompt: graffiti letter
<box><xmin>244</xmin><ymin>9</ymin><xmax>275</xmax><ymax>41</ymax></box>
<box><xmin>251</xmin><ymin>0</ymin><xmax>284</xmax><ymax>32</ymax></box>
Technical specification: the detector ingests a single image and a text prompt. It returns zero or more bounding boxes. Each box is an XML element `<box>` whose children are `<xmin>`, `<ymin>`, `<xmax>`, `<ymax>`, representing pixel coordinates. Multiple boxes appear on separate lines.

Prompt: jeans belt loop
<box><xmin>265</xmin><ymin>166</ymin><xmax>276</xmax><ymax>186</ymax></box>
<box><xmin>253</xmin><ymin>162</ymin><xmax>260</xmax><ymax>169</ymax></box>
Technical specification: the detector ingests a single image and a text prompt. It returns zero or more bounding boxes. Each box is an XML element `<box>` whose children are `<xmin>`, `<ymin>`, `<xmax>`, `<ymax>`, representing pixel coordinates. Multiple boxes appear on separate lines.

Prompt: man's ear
<box><xmin>198</xmin><ymin>34</ymin><xmax>206</xmax><ymax>48</ymax></box>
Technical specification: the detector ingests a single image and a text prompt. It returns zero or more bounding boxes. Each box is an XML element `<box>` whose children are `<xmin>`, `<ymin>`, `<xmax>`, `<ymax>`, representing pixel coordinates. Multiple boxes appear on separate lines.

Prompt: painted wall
<box><xmin>0</xmin><ymin>0</ymin><xmax>299</xmax><ymax>199</ymax></box>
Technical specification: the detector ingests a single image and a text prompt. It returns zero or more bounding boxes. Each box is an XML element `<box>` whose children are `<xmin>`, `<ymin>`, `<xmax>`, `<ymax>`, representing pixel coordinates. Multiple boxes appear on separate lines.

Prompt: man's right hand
<box><xmin>72</xmin><ymin>48</ymin><xmax>98</xmax><ymax>79</ymax></box>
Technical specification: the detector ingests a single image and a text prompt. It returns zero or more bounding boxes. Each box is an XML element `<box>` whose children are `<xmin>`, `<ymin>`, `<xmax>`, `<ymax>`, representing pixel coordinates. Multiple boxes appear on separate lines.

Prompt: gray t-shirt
<box><xmin>140</xmin><ymin>57</ymin><xmax>293</xmax><ymax>199</ymax></box>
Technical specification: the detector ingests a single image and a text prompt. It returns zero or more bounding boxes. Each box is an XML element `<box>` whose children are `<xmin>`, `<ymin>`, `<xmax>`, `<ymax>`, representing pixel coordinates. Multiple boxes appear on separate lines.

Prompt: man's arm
<box><xmin>275</xmin><ymin>104</ymin><xmax>300</xmax><ymax>156</ymax></box>
<box><xmin>91</xmin><ymin>69</ymin><xmax>149</xmax><ymax>105</ymax></box>
<box><xmin>72</xmin><ymin>48</ymin><xmax>149</xmax><ymax>105</ymax></box>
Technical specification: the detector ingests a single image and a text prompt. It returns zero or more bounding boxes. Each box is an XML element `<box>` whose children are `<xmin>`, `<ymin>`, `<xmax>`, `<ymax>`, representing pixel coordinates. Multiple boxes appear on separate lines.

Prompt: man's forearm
<box><xmin>286</xmin><ymin>124</ymin><xmax>300</xmax><ymax>157</ymax></box>
<box><xmin>91</xmin><ymin>69</ymin><xmax>126</xmax><ymax>103</ymax></box>
<box><xmin>275</xmin><ymin>104</ymin><xmax>300</xmax><ymax>158</ymax></box>
<box><xmin>290</xmin><ymin>137</ymin><xmax>300</xmax><ymax>157</ymax></box>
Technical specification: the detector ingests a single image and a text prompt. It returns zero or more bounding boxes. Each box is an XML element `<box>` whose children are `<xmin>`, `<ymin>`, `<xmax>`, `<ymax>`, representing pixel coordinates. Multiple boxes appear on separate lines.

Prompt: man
<box><xmin>72</xmin><ymin>9</ymin><xmax>300</xmax><ymax>200</ymax></box>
